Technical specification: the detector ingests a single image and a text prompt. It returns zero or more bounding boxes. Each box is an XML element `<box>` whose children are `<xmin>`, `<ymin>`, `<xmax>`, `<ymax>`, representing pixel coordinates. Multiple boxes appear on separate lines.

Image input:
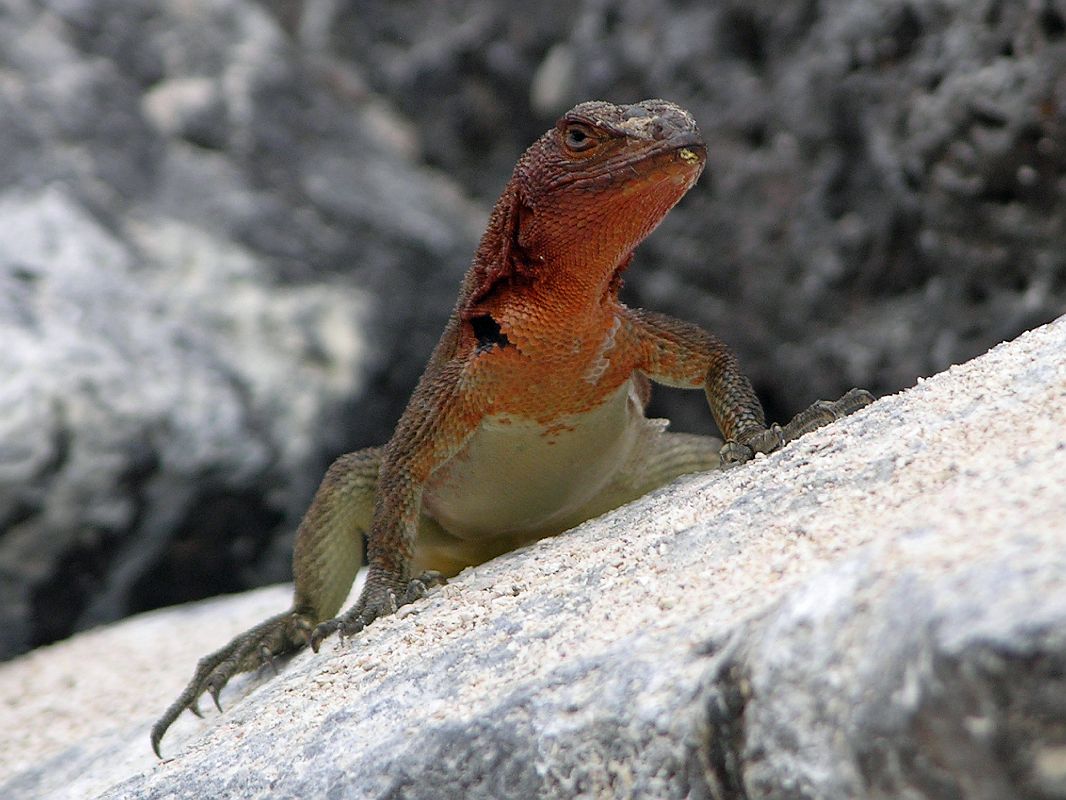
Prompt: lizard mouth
<box><xmin>661</xmin><ymin>132</ymin><xmax>707</xmax><ymax>167</ymax></box>
<box><xmin>551</xmin><ymin>138</ymin><xmax>706</xmax><ymax>195</ymax></box>
<box><xmin>618</xmin><ymin>130</ymin><xmax>706</xmax><ymax>180</ymax></box>
<box><xmin>629</xmin><ymin>138</ymin><xmax>707</xmax><ymax>189</ymax></box>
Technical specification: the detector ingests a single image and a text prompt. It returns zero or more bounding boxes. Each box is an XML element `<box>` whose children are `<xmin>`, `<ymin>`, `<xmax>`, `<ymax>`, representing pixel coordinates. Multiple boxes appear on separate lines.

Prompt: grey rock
<box><xmin>0</xmin><ymin>185</ymin><xmax>364</xmax><ymax>656</ymax></box>
<box><xmin>1</xmin><ymin>316</ymin><xmax>1062</xmax><ymax>799</ymax></box>
<box><xmin>142</xmin><ymin>77</ymin><xmax>228</xmax><ymax>149</ymax></box>
<box><xmin>0</xmin><ymin>0</ymin><xmax>481</xmax><ymax>658</ymax></box>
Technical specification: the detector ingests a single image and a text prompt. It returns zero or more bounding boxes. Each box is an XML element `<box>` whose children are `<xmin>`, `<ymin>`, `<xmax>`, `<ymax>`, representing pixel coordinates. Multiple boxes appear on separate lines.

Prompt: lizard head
<box><xmin>514</xmin><ymin>99</ymin><xmax>706</xmax><ymax>277</ymax></box>
<box><xmin>464</xmin><ymin>99</ymin><xmax>705</xmax><ymax>310</ymax></box>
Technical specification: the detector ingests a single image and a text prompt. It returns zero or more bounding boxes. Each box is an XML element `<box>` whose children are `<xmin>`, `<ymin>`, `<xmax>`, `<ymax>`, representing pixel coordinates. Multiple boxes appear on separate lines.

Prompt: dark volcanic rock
<box><xmin>0</xmin><ymin>0</ymin><xmax>480</xmax><ymax>658</ymax></box>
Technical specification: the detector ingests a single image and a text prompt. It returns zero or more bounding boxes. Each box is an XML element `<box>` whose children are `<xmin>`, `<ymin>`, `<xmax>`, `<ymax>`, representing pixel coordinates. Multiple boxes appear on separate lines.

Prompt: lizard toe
<box><xmin>258</xmin><ymin>644</ymin><xmax>279</xmax><ymax>676</ymax></box>
<box><xmin>294</xmin><ymin>616</ymin><xmax>315</xmax><ymax>647</ymax></box>
<box><xmin>719</xmin><ymin>440</ymin><xmax>754</xmax><ymax>465</ymax></box>
<box><xmin>336</xmin><ymin>615</ymin><xmax>370</xmax><ymax>639</ymax></box>
<box><xmin>321</xmin><ymin>584</ymin><xmax>419</xmax><ymax>644</ymax></box>
<box><xmin>780</xmin><ymin>388</ymin><xmax>875</xmax><ymax>442</ymax></box>
<box><xmin>206</xmin><ymin>674</ymin><xmax>226</xmax><ymax>713</ymax></box>
<box><xmin>310</xmin><ymin>619</ymin><xmax>340</xmax><ymax>652</ymax></box>
<box><xmin>402</xmin><ymin>571</ymin><xmax>447</xmax><ymax>603</ymax></box>
<box><xmin>151</xmin><ymin>608</ymin><xmax>311</xmax><ymax>757</ymax></box>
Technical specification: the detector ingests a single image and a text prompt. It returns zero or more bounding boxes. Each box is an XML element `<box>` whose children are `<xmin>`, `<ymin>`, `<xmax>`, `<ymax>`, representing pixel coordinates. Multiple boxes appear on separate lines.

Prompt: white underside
<box><xmin>422</xmin><ymin>379</ymin><xmax>649</xmax><ymax>547</ymax></box>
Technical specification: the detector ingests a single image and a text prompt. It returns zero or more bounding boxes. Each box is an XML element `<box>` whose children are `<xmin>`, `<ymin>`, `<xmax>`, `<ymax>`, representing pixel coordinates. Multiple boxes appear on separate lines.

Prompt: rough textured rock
<box><xmin>0</xmin><ymin>0</ymin><xmax>480</xmax><ymax>657</ymax></box>
<box><xmin>1</xmin><ymin>317</ymin><xmax>1062</xmax><ymax>800</ymax></box>
<box><xmin>0</xmin><ymin>187</ymin><xmax>367</xmax><ymax>654</ymax></box>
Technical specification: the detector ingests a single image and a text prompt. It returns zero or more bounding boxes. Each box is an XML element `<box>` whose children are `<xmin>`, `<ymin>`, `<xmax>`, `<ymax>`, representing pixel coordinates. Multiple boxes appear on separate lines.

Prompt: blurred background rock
<box><xmin>0</xmin><ymin>0</ymin><xmax>1063</xmax><ymax>660</ymax></box>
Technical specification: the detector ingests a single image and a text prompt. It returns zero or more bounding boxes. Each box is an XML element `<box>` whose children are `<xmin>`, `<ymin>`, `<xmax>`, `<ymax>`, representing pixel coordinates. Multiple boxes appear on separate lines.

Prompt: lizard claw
<box><xmin>207</xmin><ymin>677</ymin><xmax>224</xmax><ymax>713</ymax></box>
<box><xmin>310</xmin><ymin>619</ymin><xmax>340</xmax><ymax>652</ymax></box>
<box><xmin>150</xmin><ymin>608</ymin><xmax>314</xmax><ymax>758</ymax></box>
<box><xmin>311</xmin><ymin>572</ymin><xmax>445</xmax><ymax>650</ymax></box>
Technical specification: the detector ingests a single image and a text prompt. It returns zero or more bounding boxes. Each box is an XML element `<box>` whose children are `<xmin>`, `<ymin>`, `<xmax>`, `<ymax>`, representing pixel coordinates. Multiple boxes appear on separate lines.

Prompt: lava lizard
<box><xmin>152</xmin><ymin>99</ymin><xmax>872</xmax><ymax>756</ymax></box>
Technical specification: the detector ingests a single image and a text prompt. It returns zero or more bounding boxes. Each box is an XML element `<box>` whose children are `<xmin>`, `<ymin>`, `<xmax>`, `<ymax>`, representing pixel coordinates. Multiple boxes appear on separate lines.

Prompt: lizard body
<box><xmin>152</xmin><ymin>100</ymin><xmax>872</xmax><ymax>755</ymax></box>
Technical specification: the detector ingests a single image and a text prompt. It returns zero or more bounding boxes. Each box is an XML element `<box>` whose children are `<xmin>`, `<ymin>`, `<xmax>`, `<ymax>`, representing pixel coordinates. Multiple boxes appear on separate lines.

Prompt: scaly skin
<box><xmin>152</xmin><ymin>100</ymin><xmax>873</xmax><ymax>756</ymax></box>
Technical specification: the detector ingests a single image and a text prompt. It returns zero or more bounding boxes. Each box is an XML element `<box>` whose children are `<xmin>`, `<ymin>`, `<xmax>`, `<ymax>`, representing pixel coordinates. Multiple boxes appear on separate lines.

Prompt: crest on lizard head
<box><xmin>462</xmin><ymin>99</ymin><xmax>706</xmax><ymax>311</ymax></box>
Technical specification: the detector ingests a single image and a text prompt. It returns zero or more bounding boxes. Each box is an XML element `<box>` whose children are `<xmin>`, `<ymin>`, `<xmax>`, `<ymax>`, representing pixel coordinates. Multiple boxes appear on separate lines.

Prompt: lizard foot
<box><xmin>309</xmin><ymin>571</ymin><xmax>445</xmax><ymax>652</ymax></box>
<box><xmin>151</xmin><ymin>608</ymin><xmax>314</xmax><ymax>758</ymax></box>
<box><xmin>721</xmin><ymin>387</ymin><xmax>875</xmax><ymax>464</ymax></box>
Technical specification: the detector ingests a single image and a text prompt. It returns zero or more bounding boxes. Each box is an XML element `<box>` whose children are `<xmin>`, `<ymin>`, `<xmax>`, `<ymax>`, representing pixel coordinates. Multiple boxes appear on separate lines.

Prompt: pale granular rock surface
<box><xmin>1</xmin><ymin>317</ymin><xmax>1064</xmax><ymax>799</ymax></box>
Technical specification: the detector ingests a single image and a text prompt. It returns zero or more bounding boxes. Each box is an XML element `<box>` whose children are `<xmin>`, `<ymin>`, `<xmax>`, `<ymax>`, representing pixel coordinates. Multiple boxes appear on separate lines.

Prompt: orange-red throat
<box><xmin>458</xmin><ymin>100</ymin><xmax>707</xmax><ymax>418</ymax></box>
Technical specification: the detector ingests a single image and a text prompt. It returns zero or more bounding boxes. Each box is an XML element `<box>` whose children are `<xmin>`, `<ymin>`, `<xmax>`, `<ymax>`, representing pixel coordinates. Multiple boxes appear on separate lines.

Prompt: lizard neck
<box><xmin>488</xmin><ymin>272</ymin><xmax>624</xmax><ymax>367</ymax></box>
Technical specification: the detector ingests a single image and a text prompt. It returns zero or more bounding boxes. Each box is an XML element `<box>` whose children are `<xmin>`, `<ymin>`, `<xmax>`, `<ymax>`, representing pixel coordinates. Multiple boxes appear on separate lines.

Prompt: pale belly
<box><xmin>421</xmin><ymin>379</ymin><xmax>646</xmax><ymax>559</ymax></box>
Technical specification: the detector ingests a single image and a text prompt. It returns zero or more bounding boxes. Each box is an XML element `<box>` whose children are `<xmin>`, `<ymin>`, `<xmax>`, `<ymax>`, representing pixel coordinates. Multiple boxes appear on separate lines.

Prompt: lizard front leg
<box><xmin>151</xmin><ymin>447</ymin><xmax>378</xmax><ymax>756</ymax></box>
<box><xmin>619</xmin><ymin>308</ymin><xmax>873</xmax><ymax>462</ymax></box>
<box><xmin>310</xmin><ymin>352</ymin><xmax>480</xmax><ymax>649</ymax></box>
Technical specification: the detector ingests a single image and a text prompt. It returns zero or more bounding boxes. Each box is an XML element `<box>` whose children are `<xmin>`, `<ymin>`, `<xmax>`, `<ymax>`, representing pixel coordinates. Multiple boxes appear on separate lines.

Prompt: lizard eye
<box><xmin>563</xmin><ymin>123</ymin><xmax>598</xmax><ymax>153</ymax></box>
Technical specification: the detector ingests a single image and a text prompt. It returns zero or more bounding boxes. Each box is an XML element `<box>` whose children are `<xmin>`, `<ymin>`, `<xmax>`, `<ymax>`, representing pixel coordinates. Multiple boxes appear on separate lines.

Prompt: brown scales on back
<box><xmin>152</xmin><ymin>99</ymin><xmax>873</xmax><ymax>756</ymax></box>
